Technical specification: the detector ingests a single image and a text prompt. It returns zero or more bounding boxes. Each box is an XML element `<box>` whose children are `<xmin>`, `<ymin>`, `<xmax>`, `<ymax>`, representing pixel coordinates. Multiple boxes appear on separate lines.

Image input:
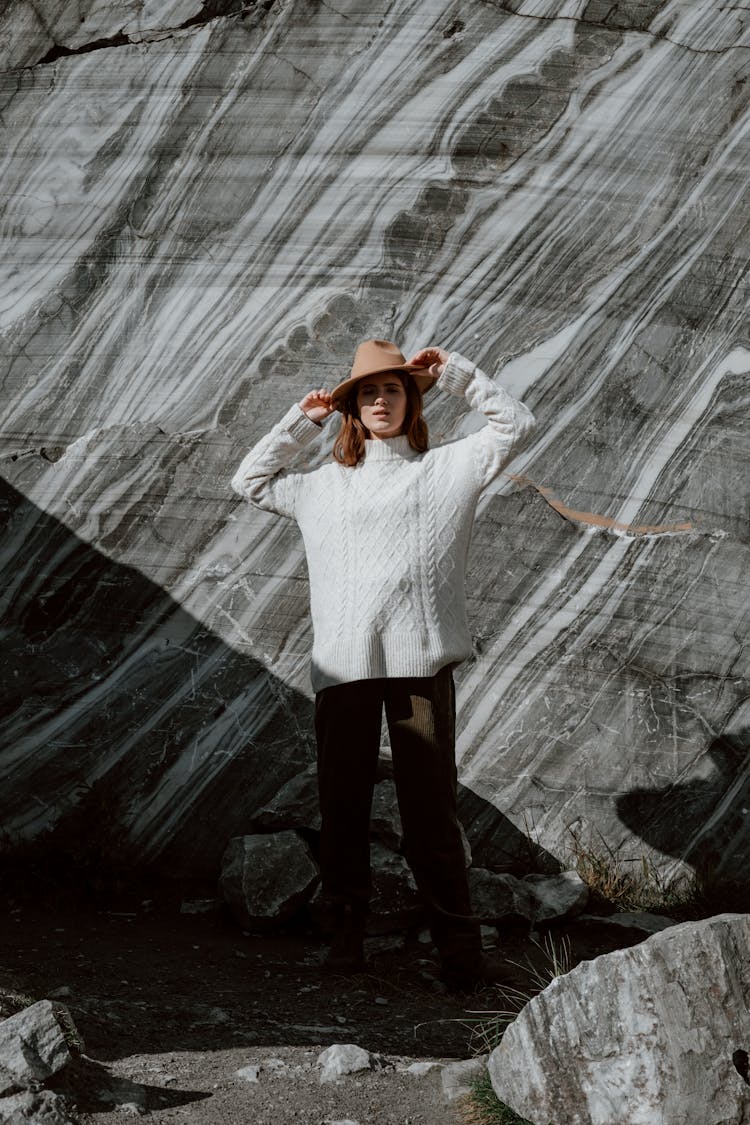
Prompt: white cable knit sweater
<box><xmin>231</xmin><ymin>352</ymin><xmax>535</xmax><ymax>692</ymax></box>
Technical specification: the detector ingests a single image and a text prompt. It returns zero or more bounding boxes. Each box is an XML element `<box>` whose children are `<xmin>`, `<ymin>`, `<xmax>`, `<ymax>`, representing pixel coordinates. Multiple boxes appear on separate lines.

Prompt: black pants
<box><xmin>315</xmin><ymin>665</ymin><xmax>481</xmax><ymax>961</ymax></box>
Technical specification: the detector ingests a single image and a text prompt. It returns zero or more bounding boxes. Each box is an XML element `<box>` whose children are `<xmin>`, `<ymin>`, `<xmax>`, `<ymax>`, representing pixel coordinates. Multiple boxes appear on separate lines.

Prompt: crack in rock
<box><xmin>31</xmin><ymin>0</ymin><xmax>276</xmax><ymax>67</ymax></box>
<box><xmin>12</xmin><ymin>0</ymin><xmax>749</xmax><ymax>71</ymax></box>
<box><xmin>1</xmin><ymin>420</ymin><xmax>214</xmax><ymax>466</ymax></box>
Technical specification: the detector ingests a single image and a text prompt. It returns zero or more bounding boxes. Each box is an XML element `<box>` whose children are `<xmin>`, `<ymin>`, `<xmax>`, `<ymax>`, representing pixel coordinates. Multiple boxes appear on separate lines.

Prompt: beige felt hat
<box><xmin>330</xmin><ymin>339</ymin><xmax>439</xmax><ymax>409</ymax></box>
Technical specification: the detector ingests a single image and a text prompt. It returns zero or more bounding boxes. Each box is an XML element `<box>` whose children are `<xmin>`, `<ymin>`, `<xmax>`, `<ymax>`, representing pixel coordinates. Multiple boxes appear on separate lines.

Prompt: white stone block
<box><xmin>489</xmin><ymin>913</ymin><xmax>750</xmax><ymax>1125</ymax></box>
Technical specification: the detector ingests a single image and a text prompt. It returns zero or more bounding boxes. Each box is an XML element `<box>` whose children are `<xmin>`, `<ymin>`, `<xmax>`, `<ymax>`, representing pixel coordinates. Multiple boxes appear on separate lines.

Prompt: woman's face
<box><xmin>356</xmin><ymin>373</ymin><xmax>408</xmax><ymax>439</ymax></box>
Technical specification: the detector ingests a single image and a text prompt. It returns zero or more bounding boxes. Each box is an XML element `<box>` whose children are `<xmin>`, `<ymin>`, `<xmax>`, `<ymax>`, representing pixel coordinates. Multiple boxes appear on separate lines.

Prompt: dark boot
<box><xmin>441</xmin><ymin>950</ymin><xmax>510</xmax><ymax>992</ymax></box>
<box><xmin>324</xmin><ymin>903</ymin><xmax>366</xmax><ymax>974</ymax></box>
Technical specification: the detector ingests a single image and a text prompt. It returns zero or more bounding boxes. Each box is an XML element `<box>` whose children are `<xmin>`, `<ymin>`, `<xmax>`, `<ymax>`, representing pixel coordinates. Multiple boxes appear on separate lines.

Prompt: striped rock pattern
<box><xmin>488</xmin><ymin>914</ymin><xmax>750</xmax><ymax>1125</ymax></box>
<box><xmin>0</xmin><ymin>0</ymin><xmax>748</xmax><ymax>878</ymax></box>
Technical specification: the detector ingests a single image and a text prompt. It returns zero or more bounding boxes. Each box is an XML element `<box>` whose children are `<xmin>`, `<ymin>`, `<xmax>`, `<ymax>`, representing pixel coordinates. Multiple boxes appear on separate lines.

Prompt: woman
<box><xmin>231</xmin><ymin>338</ymin><xmax>535</xmax><ymax>988</ymax></box>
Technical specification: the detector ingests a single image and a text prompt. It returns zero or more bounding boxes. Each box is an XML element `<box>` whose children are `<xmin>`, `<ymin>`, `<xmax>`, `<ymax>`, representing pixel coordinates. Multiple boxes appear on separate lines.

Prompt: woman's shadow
<box><xmin>617</xmin><ymin>727</ymin><xmax>750</xmax><ymax>885</ymax></box>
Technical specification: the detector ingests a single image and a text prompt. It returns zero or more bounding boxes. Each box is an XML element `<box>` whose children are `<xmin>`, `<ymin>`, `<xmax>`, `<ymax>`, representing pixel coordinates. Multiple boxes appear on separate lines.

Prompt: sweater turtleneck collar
<box><xmin>363</xmin><ymin>434</ymin><xmax>418</xmax><ymax>463</ymax></box>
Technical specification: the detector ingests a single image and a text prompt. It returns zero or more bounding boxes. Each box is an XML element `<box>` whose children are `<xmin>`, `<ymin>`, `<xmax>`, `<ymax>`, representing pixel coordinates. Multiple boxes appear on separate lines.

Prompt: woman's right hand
<box><xmin>299</xmin><ymin>389</ymin><xmax>335</xmax><ymax>424</ymax></box>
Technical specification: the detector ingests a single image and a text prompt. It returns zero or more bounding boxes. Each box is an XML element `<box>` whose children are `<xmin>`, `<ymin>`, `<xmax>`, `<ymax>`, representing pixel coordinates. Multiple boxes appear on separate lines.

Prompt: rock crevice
<box><xmin>9</xmin><ymin>0</ymin><xmax>277</xmax><ymax>72</ymax></box>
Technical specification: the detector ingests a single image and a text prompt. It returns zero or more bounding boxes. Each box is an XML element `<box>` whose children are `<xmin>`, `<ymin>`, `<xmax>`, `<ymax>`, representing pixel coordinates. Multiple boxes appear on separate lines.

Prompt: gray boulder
<box><xmin>468</xmin><ymin>869</ymin><xmax>516</xmax><ymax>919</ymax></box>
<box><xmin>469</xmin><ymin>868</ymin><xmax>587</xmax><ymax>924</ymax></box>
<box><xmin>521</xmin><ymin>871</ymin><xmax>589</xmax><ymax>923</ymax></box>
<box><xmin>309</xmin><ymin>842</ymin><xmax>424</xmax><ymax>934</ymax></box>
<box><xmin>0</xmin><ymin>1000</ymin><xmax>73</xmax><ymax>1095</ymax></box>
<box><xmin>0</xmin><ymin>1088</ymin><xmax>77</xmax><ymax>1123</ymax></box>
<box><xmin>369</xmin><ymin>780</ymin><xmax>472</xmax><ymax>863</ymax></box>
<box><xmin>250</xmin><ymin>764</ymin><xmax>321</xmax><ymax>832</ymax></box>
<box><xmin>317</xmin><ymin>1043</ymin><xmax>380</xmax><ymax>1083</ymax></box>
<box><xmin>219</xmin><ymin>831</ymin><xmax>320</xmax><ymax>929</ymax></box>
<box><xmin>368</xmin><ymin>843</ymin><xmax>423</xmax><ymax>934</ymax></box>
<box><xmin>489</xmin><ymin>913</ymin><xmax>750</xmax><ymax>1125</ymax></box>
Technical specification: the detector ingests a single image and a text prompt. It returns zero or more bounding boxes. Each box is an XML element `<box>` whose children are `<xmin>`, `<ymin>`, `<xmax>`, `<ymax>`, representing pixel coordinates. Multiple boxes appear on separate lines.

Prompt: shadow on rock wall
<box><xmin>617</xmin><ymin>728</ymin><xmax>750</xmax><ymax>882</ymax></box>
<box><xmin>0</xmin><ymin>475</ymin><xmax>556</xmax><ymax>896</ymax></box>
<box><xmin>0</xmin><ymin>473</ymin><xmax>315</xmax><ymax>885</ymax></box>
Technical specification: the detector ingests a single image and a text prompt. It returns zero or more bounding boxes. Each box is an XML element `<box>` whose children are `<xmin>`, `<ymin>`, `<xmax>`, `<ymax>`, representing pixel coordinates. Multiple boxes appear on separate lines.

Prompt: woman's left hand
<box><xmin>408</xmin><ymin>346</ymin><xmax>449</xmax><ymax>378</ymax></box>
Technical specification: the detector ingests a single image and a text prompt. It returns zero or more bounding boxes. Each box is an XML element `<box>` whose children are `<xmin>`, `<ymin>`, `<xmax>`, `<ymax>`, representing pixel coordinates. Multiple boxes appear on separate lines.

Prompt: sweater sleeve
<box><xmin>438</xmin><ymin>351</ymin><xmax>536</xmax><ymax>490</ymax></box>
<box><xmin>230</xmin><ymin>402</ymin><xmax>324</xmax><ymax>519</ymax></box>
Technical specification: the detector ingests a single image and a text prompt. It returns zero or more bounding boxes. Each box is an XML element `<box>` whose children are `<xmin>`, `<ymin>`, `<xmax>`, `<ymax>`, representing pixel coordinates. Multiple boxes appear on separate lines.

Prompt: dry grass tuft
<box><xmin>568</xmin><ymin>829</ymin><xmax>695</xmax><ymax>914</ymax></box>
<box><xmin>459</xmin><ymin>933</ymin><xmax>573</xmax><ymax>1056</ymax></box>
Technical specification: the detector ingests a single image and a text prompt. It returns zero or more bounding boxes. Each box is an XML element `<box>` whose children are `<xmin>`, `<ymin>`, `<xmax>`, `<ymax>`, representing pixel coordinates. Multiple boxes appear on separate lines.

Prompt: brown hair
<box><xmin>332</xmin><ymin>373</ymin><xmax>429</xmax><ymax>467</ymax></box>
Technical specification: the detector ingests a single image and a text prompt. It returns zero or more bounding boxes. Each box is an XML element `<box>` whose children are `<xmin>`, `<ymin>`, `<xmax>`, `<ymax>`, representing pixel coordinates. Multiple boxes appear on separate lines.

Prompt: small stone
<box><xmin>405</xmin><ymin>1060</ymin><xmax>441</xmax><ymax>1076</ymax></box>
<box><xmin>48</xmin><ymin>986</ymin><xmax>73</xmax><ymax>998</ymax></box>
<box><xmin>236</xmin><ymin>1065</ymin><xmax>261</xmax><ymax>1083</ymax></box>
<box><xmin>317</xmin><ymin>1044</ymin><xmax>379</xmax><ymax>1083</ymax></box>
<box><xmin>374</xmin><ymin>997</ymin><xmax>388</xmax><ymax>1005</ymax></box>
<box><xmin>180</xmin><ymin>898</ymin><xmax>221</xmax><ymax>914</ymax></box>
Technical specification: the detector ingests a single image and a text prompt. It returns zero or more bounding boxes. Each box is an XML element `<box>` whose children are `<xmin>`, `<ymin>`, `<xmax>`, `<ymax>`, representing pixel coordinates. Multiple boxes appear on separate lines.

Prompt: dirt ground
<box><xmin>0</xmin><ymin>898</ymin><xmax>638</xmax><ymax>1124</ymax></box>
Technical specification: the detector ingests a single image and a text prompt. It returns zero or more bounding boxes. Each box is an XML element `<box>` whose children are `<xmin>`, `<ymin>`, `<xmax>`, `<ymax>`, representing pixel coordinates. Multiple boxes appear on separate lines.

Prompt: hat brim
<box><xmin>330</xmin><ymin>364</ymin><xmax>438</xmax><ymax>409</ymax></box>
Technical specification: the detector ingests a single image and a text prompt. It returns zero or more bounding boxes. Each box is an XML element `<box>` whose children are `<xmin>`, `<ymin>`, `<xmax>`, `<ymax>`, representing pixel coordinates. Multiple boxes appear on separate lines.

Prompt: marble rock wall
<box><xmin>1</xmin><ymin>0</ymin><xmax>748</xmax><ymax>880</ymax></box>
